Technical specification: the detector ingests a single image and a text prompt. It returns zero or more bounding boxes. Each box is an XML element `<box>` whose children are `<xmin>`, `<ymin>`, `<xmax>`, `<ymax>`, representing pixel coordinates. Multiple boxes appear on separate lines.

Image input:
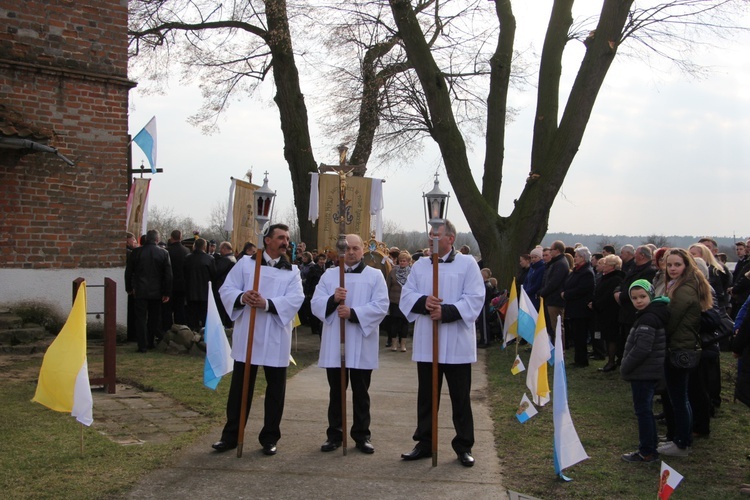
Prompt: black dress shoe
<box><xmin>598</xmin><ymin>363</ymin><xmax>616</xmax><ymax>373</ymax></box>
<box><xmin>458</xmin><ymin>451</ymin><xmax>475</xmax><ymax>467</ymax></box>
<box><xmin>401</xmin><ymin>446</ymin><xmax>432</xmax><ymax>461</ymax></box>
<box><xmin>320</xmin><ymin>439</ymin><xmax>342</xmax><ymax>452</ymax></box>
<box><xmin>262</xmin><ymin>443</ymin><xmax>277</xmax><ymax>455</ymax></box>
<box><xmin>136</xmin><ymin>348</ymin><xmax>148</xmax><ymax>353</ymax></box>
<box><xmin>355</xmin><ymin>440</ymin><xmax>375</xmax><ymax>454</ymax></box>
<box><xmin>211</xmin><ymin>440</ymin><xmax>237</xmax><ymax>452</ymax></box>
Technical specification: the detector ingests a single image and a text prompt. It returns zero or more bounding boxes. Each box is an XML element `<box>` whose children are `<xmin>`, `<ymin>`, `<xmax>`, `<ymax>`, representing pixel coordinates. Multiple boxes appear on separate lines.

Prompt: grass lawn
<box><xmin>0</xmin><ymin>331</ymin><xmax>321</xmax><ymax>499</ymax></box>
<box><xmin>487</xmin><ymin>345</ymin><xmax>750</xmax><ymax>499</ymax></box>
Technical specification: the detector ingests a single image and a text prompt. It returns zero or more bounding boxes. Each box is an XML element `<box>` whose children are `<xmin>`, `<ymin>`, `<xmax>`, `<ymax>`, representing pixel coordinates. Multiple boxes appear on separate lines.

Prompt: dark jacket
<box><xmin>213</xmin><ymin>254</ymin><xmax>236</xmax><ymax>290</ymax></box>
<box><xmin>184</xmin><ymin>250</ymin><xmax>217</xmax><ymax>302</ymax></box>
<box><xmin>167</xmin><ymin>241</ymin><xmax>190</xmax><ymax>294</ymax></box>
<box><xmin>125</xmin><ymin>242</ymin><xmax>173</xmax><ymax>300</ymax></box>
<box><xmin>666</xmin><ymin>279</ymin><xmax>702</xmax><ymax>350</ymax></box>
<box><xmin>539</xmin><ymin>254</ymin><xmax>569</xmax><ymax>308</ymax></box>
<box><xmin>592</xmin><ymin>270</ymin><xmax>625</xmax><ymax>337</ymax></box>
<box><xmin>621</xmin><ymin>298</ymin><xmax>670</xmax><ymax>381</ymax></box>
<box><xmin>617</xmin><ymin>261</ymin><xmax>657</xmax><ymax>326</ymax></box>
<box><xmin>304</xmin><ymin>263</ymin><xmax>326</xmax><ymax>297</ymax></box>
<box><xmin>523</xmin><ymin>260</ymin><xmax>545</xmax><ymax>308</ymax></box>
<box><xmin>733</xmin><ymin>311</ymin><xmax>750</xmax><ymax>407</ymax></box>
<box><xmin>563</xmin><ymin>262</ymin><xmax>595</xmax><ymax>319</ymax></box>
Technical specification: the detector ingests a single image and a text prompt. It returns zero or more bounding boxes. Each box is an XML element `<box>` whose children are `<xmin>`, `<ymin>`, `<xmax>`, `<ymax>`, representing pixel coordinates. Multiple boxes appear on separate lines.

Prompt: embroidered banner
<box><xmin>126</xmin><ymin>178</ymin><xmax>150</xmax><ymax>238</ymax></box>
<box><xmin>316</xmin><ymin>173</ymin><xmax>372</xmax><ymax>253</ymax></box>
<box><xmin>231</xmin><ymin>179</ymin><xmax>260</xmax><ymax>251</ymax></box>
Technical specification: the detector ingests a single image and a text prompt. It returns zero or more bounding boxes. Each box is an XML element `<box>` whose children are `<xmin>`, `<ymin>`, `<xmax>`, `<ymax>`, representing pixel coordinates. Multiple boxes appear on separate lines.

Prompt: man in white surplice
<box><xmin>211</xmin><ymin>224</ymin><xmax>304</xmax><ymax>456</ymax></box>
<box><xmin>398</xmin><ymin>220</ymin><xmax>484</xmax><ymax>467</ymax></box>
<box><xmin>312</xmin><ymin>234</ymin><xmax>388</xmax><ymax>454</ymax></box>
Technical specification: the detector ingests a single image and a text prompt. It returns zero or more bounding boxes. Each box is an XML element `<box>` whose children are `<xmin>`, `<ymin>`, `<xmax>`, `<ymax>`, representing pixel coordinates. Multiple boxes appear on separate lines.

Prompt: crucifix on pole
<box><xmin>318</xmin><ymin>145</ymin><xmax>366</xmax><ymax>456</ymax></box>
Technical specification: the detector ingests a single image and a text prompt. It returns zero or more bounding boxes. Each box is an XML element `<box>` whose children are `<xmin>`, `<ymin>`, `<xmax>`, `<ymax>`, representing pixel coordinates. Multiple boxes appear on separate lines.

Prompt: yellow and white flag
<box><xmin>32</xmin><ymin>283</ymin><xmax>93</xmax><ymax>426</ymax></box>
<box><xmin>526</xmin><ymin>297</ymin><xmax>551</xmax><ymax>406</ymax></box>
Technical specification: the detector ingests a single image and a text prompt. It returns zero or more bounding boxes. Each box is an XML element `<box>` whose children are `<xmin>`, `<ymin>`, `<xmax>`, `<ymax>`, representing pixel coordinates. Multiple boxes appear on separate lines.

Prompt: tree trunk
<box><xmin>266</xmin><ymin>0</ymin><xmax>318</xmax><ymax>246</ymax></box>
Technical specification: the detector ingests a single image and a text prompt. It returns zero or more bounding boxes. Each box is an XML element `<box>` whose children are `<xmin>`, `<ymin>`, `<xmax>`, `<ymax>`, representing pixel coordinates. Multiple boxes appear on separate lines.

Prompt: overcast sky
<box><xmin>128</xmin><ymin>2</ymin><xmax>750</xmax><ymax>241</ymax></box>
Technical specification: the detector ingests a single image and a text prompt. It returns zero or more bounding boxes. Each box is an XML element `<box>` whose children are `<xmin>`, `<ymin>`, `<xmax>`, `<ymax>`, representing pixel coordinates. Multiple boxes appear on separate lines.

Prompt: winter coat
<box><xmin>563</xmin><ymin>262</ymin><xmax>595</xmax><ymax>319</ymax></box>
<box><xmin>592</xmin><ymin>269</ymin><xmax>625</xmax><ymax>338</ymax></box>
<box><xmin>621</xmin><ymin>299</ymin><xmax>670</xmax><ymax>381</ymax></box>
<box><xmin>167</xmin><ymin>241</ymin><xmax>190</xmax><ymax>294</ymax></box>
<box><xmin>539</xmin><ymin>254</ymin><xmax>569</xmax><ymax>308</ymax></box>
<box><xmin>523</xmin><ymin>260</ymin><xmax>545</xmax><ymax>308</ymax></box>
<box><xmin>666</xmin><ymin>279</ymin><xmax>702</xmax><ymax>350</ymax></box>
<box><xmin>125</xmin><ymin>242</ymin><xmax>173</xmax><ymax>300</ymax></box>
<box><xmin>184</xmin><ymin>250</ymin><xmax>217</xmax><ymax>302</ymax></box>
<box><xmin>733</xmin><ymin>311</ymin><xmax>750</xmax><ymax>407</ymax></box>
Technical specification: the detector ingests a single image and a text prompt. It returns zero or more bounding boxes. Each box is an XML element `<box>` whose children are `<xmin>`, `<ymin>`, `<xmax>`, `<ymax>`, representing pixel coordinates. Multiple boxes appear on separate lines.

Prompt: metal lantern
<box><xmin>423</xmin><ymin>173</ymin><xmax>450</xmax><ymax>234</ymax></box>
<box><xmin>253</xmin><ymin>171</ymin><xmax>277</xmax><ymax>234</ymax></box>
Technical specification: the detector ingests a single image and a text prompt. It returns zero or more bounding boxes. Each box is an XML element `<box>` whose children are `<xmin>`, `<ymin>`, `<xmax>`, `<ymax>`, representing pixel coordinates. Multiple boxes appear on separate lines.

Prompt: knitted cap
<box><xmin>629</xmin><ymin>279</ymin><xmax>654</xmax><ymax>299</ymax></box>
<box><xmin>530</xmin><ymin>246</ymin><xmax>543</xmax><ymax>259</ymax></box>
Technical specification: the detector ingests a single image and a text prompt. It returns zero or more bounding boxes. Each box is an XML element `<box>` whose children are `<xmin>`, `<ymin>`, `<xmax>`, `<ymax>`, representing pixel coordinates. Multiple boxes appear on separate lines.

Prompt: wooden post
<box><xmin>431</xmin><ymin>242</ymin><xmax>439</xmax><ymax>467</ymax></box>
<box><xmin>237</xmin><ymin>248</ymin><xmax>263</xmax><ymax>458</ymax></box>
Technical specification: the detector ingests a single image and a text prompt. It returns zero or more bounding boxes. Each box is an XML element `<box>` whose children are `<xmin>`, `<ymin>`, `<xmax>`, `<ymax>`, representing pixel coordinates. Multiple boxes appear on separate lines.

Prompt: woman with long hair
<box><xmin>658</xmin><ymin>248</ymin><xmax>713</xmax><ymax>457</ymax></box>
<box><xmin>689</xmin><ymin>243</ymin><xmax>728</xmax><ymax>312</ymax></box>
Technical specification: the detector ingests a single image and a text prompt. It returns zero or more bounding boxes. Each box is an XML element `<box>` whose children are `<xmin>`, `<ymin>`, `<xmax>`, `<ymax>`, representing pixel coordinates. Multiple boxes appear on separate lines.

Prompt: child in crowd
<box><xmin>620</xmin><ymin>279</ymin><xmax>670</xmax><ymax>463</ymax></box>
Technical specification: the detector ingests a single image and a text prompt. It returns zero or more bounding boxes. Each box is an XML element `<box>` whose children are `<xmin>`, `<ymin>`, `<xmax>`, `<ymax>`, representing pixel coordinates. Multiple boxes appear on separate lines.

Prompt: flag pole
<box><xmin>80</xmin><ymin>422</ymin><xmax>84</xmax><ymax>457</ymax></box>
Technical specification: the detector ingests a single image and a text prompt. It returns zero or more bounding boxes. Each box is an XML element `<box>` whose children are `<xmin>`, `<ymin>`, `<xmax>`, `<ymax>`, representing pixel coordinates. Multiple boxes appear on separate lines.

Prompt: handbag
<box><xmin>667</xmin><ymin>347</ymin><xmax>701</xmax><ymax>369</ymax></box>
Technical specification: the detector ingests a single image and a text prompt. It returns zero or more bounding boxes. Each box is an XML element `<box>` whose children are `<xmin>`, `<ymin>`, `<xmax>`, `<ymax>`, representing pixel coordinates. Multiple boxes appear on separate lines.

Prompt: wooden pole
<box><xmin>431</xmin><ymin>240</ymin><xmax>439</xmax><ymax>467</ymax></box>
<box><xmin>339</xmin><ymin>251</ymin><xmax>348</xmax><ymax>456</ymax></box>
<box><xmin>237</xmin><ymin>247</ymin><xmax>263</xmax><ymax>458</ymax></box>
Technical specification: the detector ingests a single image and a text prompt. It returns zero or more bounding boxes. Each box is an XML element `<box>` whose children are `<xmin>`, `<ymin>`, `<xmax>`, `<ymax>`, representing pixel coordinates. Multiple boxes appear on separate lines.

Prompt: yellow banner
<box><xmin>232</xmin><ymin>179</ymin><xmax>260</xmax><ymax>251</ymax></box>
<box><xmin>317</xmin><ymin>174</ymin><xmax>372</xmax><ymax>253</ymax></box>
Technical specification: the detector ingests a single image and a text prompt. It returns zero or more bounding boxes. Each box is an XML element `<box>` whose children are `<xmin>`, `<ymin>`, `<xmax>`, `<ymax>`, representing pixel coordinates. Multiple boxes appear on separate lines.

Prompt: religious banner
<box><xmin>316</xmin><ymin>173</ymin><xmax>372</xmax><ymax>253</ymax></box>
<box><xmin>231</xmin><ymin>179</ymin><xmax>260</xmax><ymax>252</ymax></box>
<box><xmin>126</xmin><ymin>178</ymin><xmax>150</xmax><ymax>238</ymax></box>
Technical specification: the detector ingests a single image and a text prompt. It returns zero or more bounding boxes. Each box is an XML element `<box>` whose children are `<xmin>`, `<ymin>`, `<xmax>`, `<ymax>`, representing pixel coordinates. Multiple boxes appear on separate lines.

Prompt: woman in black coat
<box><xmin>562</xmin><ymin>247</ymin><xmax>596</xmax><ymax>367</ymax></box>
<box><xmin>591</xmin><ymin>255</ymin><xmax>626</xmax><ymax>372</ymax></box>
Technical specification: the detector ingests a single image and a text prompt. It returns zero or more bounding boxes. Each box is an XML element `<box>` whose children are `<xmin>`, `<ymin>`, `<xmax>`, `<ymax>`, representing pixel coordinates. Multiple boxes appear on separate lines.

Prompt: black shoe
<box><xmin>477</xmin><ymin>342</ymin><xmax>490</xmax><ymax>349</ymax></box>
<box><xmin>136</xmin><ymin>348</ymin><xmax>148</xmax><ymax>353</ymax></box>
<box><xmin>262</xmin><ymin>443</ymin><xmax>277</xmax><ymax>455</ymax></box>
<box><xmin>385</xmin><ymin>340</ymin><xmax>392</xmax><ymax>348</ymax></box>
<box><xmin>598</xmin><ymin>363</ymin><xmax>616</xmax><ymax>373</ymax></box>
<box><xmin>401</xmin><ymin>446</ymin><xmax>432</xmax><ymax>461</ymax></box>
<box><xmin>458</xmin><ymin>451</ymin><xmax>475</xmax><ymax>467</ymax></box>
<box><xmin>320</xmin><ymin>439</ymin><xmax>342</xmax><ymax>452</ymax></box>
<box><xmin>212</xmin><ymin>440</ymin><xmax>237</xmax><ymax>452</ymax></box>
<box><xmin>356</xmin><ymin>440</ymin><xmax>375</xmax><ymax>454</ymax></box>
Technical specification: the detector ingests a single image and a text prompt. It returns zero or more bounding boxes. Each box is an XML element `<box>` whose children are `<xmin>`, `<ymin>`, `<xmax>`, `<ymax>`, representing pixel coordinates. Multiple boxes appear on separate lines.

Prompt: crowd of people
<box><xmin>513</xmin><ymin>237</ymin><xmax>750</xmax><ymax>469</ymax></box>
<box><xmin>124</xmin><ymin>227</ymin><xmax>750</xmax><ymax>475</ymax></box>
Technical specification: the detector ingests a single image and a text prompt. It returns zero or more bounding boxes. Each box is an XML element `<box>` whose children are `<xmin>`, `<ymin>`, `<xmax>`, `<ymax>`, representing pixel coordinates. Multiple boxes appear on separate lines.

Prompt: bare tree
<box><xmin>147</xmin><ymin>206</ymin><xmax>201</xmax><ymax>241</ymax></box>
<box><xmin>388</xmin><ymin>0</ymin><xmax>746</xmax><ymax>286</ymax></box>
<box><xmin>642</xmin><ymin>234</ymin><xmax>672</xmax><ymax>248</ymax></box>
<box><xmin>129</xmin><ymin>0</ymin><xmax>747</xmax><ymax>287</ymax></box>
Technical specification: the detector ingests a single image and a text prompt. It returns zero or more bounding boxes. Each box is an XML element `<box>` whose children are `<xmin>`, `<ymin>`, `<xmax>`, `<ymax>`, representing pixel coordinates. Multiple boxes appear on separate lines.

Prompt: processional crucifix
<box><xmin>318</xmin><ymin>145</ymin><xmax>366</xmax><ymax>456</ymax></box>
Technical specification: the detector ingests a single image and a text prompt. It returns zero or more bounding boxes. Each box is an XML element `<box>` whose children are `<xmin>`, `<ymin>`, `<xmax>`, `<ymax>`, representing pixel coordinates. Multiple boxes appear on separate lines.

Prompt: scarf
<box><xmin>395</xmin><ymin>265</ymin><xmax>411</xmax><ymax>286</ymax></box>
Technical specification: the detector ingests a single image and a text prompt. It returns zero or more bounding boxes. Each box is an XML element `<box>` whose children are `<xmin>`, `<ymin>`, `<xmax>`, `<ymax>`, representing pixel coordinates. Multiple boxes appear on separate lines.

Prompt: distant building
<box><xmin>1</xmin><ymin>1</ymin><xmax>134</xmax><ymax>322</ymax></box>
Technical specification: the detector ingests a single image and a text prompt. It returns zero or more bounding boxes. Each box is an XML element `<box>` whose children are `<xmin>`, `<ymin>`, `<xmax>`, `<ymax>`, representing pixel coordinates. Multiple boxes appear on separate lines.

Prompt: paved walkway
<box><xmin>124</xmin><ymin>335</ymin><xmax>507</xmax><ymax>499</ymax></box>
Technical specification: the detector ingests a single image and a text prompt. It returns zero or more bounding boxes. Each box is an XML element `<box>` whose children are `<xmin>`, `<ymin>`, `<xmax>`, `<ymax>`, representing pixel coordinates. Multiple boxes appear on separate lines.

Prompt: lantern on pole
<box><xmin>253</xmin><ymin>172</ymin><xmax>277</xmax><ymax>238</ymax></box>
<box><xmin>423</xmin><ymin>173</ymin><xmax>450</xmax><ymax>237</ymax></box>
<box><xmin>422</xmin><ymin>172</ymin><xmax>449</xmax><ymax>467</ymax></box>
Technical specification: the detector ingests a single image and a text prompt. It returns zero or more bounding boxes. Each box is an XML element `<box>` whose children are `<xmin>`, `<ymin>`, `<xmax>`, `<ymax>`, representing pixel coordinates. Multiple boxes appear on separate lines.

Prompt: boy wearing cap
<box><xmin>620</xmin><ymin>279</ymin><xmax>670</xmax><ymax>463</ymax></box>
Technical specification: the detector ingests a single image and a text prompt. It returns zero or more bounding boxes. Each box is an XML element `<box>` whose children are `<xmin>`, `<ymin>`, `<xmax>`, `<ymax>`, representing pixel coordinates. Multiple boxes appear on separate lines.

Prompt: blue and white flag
<box><xmin>553</xmin><ymin>319</ymin><xmax>588</xmax><ymax>478</ymax></box>
<box><xmin>516</xmin><ymin>393</ymin><xmax>538</xmax><ymax>423</ymax></box>
<box><xmin>132</xmin><ymin>116</ymin><xmax>157</xmax><ymax>174</ymax></box>
<box><xmin>517</xmin><ymin>286</ymin><xmax>538</xmax><ymax>345</ymax></box>
<box><xmin>204</xmin><ymin>282</ymin><xmax>233</xmax><ymax>390</ymax></box>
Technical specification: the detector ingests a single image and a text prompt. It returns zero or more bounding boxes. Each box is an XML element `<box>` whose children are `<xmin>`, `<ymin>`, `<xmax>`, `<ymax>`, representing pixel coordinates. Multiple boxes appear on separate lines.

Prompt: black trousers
<box><xmin>134</xmin><ymin>298</ymin><xmax>163</xmax><ymax>351</ymax></box>
<box><xmin>325</xmin><ymin>367</ymin><xmax>372</xmax><ymax>444</ymax></box>
<box><xmin>413</xmin><ymin>361</ymin><xmax>474</xmax><ymax>454</ymax></box>
<box><xmin>220</xmin><ymin>361</ymin><xmax>287</xmax><ymax>447</ymax></box>
<box><xmin>568</xmin><ymin>317</ymin><xmax>590</xmax><ymax>366</ymax></box>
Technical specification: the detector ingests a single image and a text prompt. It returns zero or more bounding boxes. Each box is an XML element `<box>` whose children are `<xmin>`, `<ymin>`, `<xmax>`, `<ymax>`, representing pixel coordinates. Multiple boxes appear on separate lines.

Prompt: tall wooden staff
<box><xmin>336</xmin><ymin>167</ymin><xmax>351</xmax><ymax>456</ymax></box>
<box><xmin>237</xmin><ymin>173</ymin><xmax>276</xmax><ymax>458</ymax></box>
<box><xmin>423</xmin><ymin>174</ymin><xmax>449</xmax><ymax>468</ymax></box>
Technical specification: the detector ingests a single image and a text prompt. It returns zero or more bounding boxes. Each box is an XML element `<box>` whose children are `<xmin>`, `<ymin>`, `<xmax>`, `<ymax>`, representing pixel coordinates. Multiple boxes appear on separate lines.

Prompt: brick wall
<box><xmin>0</xmin><ymin>0</ymin><xmax>134</xmax><ymax>269</ymax></box>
